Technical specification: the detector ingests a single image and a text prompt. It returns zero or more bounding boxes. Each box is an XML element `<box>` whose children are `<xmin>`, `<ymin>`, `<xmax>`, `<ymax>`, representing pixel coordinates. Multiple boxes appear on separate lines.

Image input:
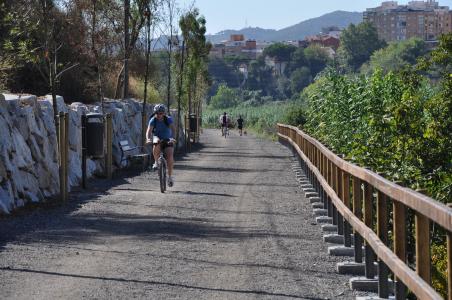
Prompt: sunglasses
<box><xmin>157</xmin><ymin>112</ymin><xmax>164</xmax><ymax>115</ymax></box>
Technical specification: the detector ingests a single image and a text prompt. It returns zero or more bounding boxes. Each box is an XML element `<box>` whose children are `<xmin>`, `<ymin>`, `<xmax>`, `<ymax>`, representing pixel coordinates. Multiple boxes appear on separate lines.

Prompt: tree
<box><xmin>179</xmin><ymin>8</ymin><xmax>211</xmax><ymax>115</ymax></box>
<box><xmin>337</xmin><ymin>22</ymin><xmax>386</xmax><ymax>72</ymax></box>
<box><xmin>209</xmin><ymin>84</ymin><xmax>238</xmax><ymax>109</ymax></box>
<box><xmin>263</xmin><ymin>43</ymin><xmax>297</xmax><ymax>63</ymax></box>
<box><xmin>115</xmin><ymin>0</ymin><xmax>157</xmax><ymax>99</ymax></box>
<box><xmin>361</xmin><ymin>38</ymin><xmax>428</xmax><ymax>74</ymax></box>
<box><xmin>304</xmin><ymin>44</ymin><xmax>330</xmax><ymax>77</ymax></box>
<box><xmin>208</xmin><ymin>58</ymin><xmax>241</xmax><ymax>90</ymax></box>
<box><xmin>245</xmin><ymin>57</ymin><xmax>275</xmax><ymax>96</ymax></box>
<box><xmin>290</xmin><ymin>67</ymin><xmax>312</xmax><ymax>95</ymax></box>
<box><xmin>287</xmin><ymin>48</ymin><xmax>306</xmax><ymax>74</ymax></box>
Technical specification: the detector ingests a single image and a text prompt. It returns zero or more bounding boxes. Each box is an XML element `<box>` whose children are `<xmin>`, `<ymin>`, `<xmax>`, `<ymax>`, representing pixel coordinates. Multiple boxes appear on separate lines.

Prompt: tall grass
<box><xmin>203</xmin><ymin>102</ymin><xmax>293</xmax><ymax>136</ymax></box>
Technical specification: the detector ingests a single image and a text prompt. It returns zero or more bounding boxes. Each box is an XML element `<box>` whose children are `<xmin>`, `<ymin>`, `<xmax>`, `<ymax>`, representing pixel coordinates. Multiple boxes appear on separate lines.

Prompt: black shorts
<box><xmin>238</xmin><ymin>125</ymin><xmax>243</xmax><ymax>130</ymax></box>
<box><xmin>154</xmin><ymin>139</ymin><xmax>174</xmax><ymax>149</ymax></box>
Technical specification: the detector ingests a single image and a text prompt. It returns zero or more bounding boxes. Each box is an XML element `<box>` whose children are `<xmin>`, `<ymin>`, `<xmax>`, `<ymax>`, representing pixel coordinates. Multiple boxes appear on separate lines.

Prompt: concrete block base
<box><xmin>305</xmin><ymin>191</ymin><xmax>318</xmax><ymax>198</ymax></box>
<box><xmin>323</xmin><ymin>234</ymin><xmax>355</xmax><ymax>245</ymax></box>
<box><xmin>309</xmin><ymin>197</ymin><xmax>322</xmax><ymax>203</ymax></box>
<box><xmin>328</xmin><ymin>246</ymin><xmax>354</xmax><ymax>257</ymax></box>
<box><xmin>303</xmin><ymin>188</ymin><xmax>316</xmax><ymax>194</ymax></box>
<box><xmin>316</xmin><ymin>216</ymin><xmax>333</xmax><ymax>224</ymax></box>
<box><xmin>350</xmin><ymin>277</ymin><xmax>394</xmax><ymax>293</ymax></box>
<box><xmin>356</xmin><ymin>296</ymin><xmax>395</xmax><ymax>300</ymax></box>
<box><xmin>313</xmin><ymin>209</ymin><xmax>328</xmax><ymax>216</ymax></box>
<box><xmin>324</xmin><ymin>234</ymin><xmax>345</xmax><ymax>244</ymax></box>
<box><xmin>321</xmin><ymin>224</ymin><xmax>338</xmax><ymax>232</ymax></box>
<box><xmin>336</xmin><ymin>262</ymin><xmax>365</xmax><ymax>275</ymax></box>
<box><xmin>312</xmin><ymin>202</ymin><xmax>324</xmax><ymax>209</ymax></box>
<box><xmin>350</xmin><ymin>277</ymin><xmax>378</xmax><ymax>293</ymax></box>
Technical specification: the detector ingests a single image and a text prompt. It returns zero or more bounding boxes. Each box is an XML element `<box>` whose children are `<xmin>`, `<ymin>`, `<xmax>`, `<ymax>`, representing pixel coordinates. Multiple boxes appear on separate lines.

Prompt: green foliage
<box><xmin>263</xmin><ymin>43</ymin><xmax>297</xmax><ymax>62</ymax></box>
<box><xmin>302</xmin><ymin>42</ymin><xmax>452</xmax><ymax>293</ymax></box>
<box><xmin>178</xmin><ymin>8</ymin><xmax>211</xmax><ymax>111</ymax></box>
<box><xmin>209</xmin><ymin>84</ymin><xmax>238</xmax><ymax>109</ymax></box>
<box><xmin>362</xmin><ymin>38</ymin><xmax>428</xmax><ymax>74</ymax></box>
<box><xmin>290</xmin><ymin>67</ymin><xmax>312</xmax><ymax>95</ymax></box>
<box><xmin>245</xmin><ymin>57</ymin><xmax>275</xmax><ymax>96</ymax></box>
<box><xmin>204</xmin><ymin>101</ymin><xmax>292</xmax><ymax>136</ymax></box>
<box><xmin>282</xmin><ymin>103</ymin><xmax>307</xmax><ymax>126</ymax></box>
<box><xmin>208</xmin><ymin>58</ymin><xmax>241</xmax><ymax>91</ymax></box>
<box><xmin>304</xmin><ymin>44</ymin><xmax>331</xmax><ymax>76</ymax></box>
<box><xmin>337</xmin><ymin>22</ymin><xmax>387</xmax><ymax>72</ymax></box>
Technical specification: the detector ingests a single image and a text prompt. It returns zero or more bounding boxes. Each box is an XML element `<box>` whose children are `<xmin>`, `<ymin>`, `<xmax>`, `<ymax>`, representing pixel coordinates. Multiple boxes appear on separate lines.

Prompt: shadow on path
<box><xmin>0</xmin><ymin>267</ymin><xmax>322</xmax><ymax>299</ymax></box>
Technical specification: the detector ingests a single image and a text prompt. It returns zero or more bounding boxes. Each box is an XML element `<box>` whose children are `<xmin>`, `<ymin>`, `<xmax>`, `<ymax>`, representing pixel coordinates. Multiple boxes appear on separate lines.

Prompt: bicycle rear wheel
<box><xmin>158</xmin><ymin>158</ymin><xmax>167</xmax><ymax>193</ymax></box>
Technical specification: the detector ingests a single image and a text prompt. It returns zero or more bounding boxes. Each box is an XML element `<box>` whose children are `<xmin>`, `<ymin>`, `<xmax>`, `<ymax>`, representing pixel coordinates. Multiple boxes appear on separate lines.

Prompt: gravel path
<box><xmin>0</xmin><ymin>129</ymin><xmax>364</xmax><ymax>299</ymax></box>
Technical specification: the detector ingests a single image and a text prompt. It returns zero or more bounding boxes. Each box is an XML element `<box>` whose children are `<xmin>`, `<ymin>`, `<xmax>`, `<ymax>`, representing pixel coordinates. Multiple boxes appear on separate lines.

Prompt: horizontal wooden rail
<box><xmin>277</xmin><ymin>123</ymin><xmax>451</xmax><ymax>300</ymax></box>
<box><xmin>278</xmin><ymin>124</ymin><xmax>451</xmax><ymax>232</ymax></box>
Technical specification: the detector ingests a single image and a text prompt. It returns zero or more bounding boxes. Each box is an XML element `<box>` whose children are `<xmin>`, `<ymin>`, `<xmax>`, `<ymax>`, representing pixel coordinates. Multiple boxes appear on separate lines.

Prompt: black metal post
<box><xmin>82</xmin><ymin>114</ymin><xmax>87</xmax><ymax>189</ymax></box>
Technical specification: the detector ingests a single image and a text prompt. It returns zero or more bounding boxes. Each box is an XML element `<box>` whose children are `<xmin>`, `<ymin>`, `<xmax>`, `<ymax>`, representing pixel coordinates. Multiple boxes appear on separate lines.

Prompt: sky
<box><xmin>177</xmin><ymin>0</ymin><xmax>452</xmax><ymax>34</ymax></box>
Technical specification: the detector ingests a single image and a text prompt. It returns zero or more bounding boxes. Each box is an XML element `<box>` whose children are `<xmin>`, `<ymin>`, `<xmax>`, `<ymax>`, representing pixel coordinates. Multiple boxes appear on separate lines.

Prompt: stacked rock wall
<box><xmin>0</xmin><ymin>94</ymin><xmax>185</xmax><ymax>214</ymax></box>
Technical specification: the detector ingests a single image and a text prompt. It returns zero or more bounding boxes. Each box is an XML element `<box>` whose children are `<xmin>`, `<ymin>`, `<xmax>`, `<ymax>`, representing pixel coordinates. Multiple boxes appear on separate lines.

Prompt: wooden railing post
<box><xmin>342</xmin><ymin>172</ymin><xmax>352</xmax><ymax>247</ymax></box>
<box><xmin>393</xmin><ymin>200</ymin><xmax>407</xmax><ymax>299</ymax></box>
<box><xmin>328</xmin><ymin>160</ymin><xmax>334</xmax><ymax>219</ymax></box>
<box><xmin>364</xmin><ymin>182</ymin><xmax>376</xmax><ymax>279</ymax></box>
<box><xmin>332</xmin><ymin>164</ymin><xmax>338</xmax><ymax>226</ymax></box>
<box><xmin>416</xmin><ymin>212</ymin><xmax>431</xmax><ymax>284</ymax></box>
<box><xmin>323</xmin><ymin>154</ymin><xmax>328</xmax><ymax>210</ymax></box>
<box><xmin>64</xmin><ymin>113</ymin><xmax>69</xmax><ymax>200</ymax></box>
<box><xmin>448</xmin><ymin>203</ymin><xmax>452</xmax><ymax>300</ymax></box>
<box><xmin>353</xmin><ymin>177</ymin><xmax>363</xmax><ymax>263</ymax></box>
<box><xmin>337</xmin><ymin>168</ymin><xmax>344</xmax><ymax>236</ymax></box>
<box><xmin>58</xmin><ymin>112</ymin><xmax>67</xmax><ymax>202</ymax></box>
<box><xmin>105</xmin><ymin>114</ymin><xmax>113</xmax><ymax>180</ymax></box>
<box><xmin>377</xmin><ymin>191</ymin><xmax>389</xmax><ymax>298</ymax></box>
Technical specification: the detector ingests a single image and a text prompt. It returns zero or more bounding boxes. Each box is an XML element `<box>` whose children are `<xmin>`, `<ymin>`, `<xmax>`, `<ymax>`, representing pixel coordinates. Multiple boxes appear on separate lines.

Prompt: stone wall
<box><xmin>0</xmin><ymin>94</ymin><xmax>185</xmax><ymax>214</ymax></box>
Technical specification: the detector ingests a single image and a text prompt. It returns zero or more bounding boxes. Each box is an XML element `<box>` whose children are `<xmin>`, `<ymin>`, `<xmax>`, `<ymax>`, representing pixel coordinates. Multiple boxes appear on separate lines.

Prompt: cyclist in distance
<box><xmin>219</xmin><ymin>112</ymin><xmax>230</xmax><ymax>136</ymax></box>
<box><xmin>146</xmin><ymin>104</ymin><xmax>176</xmax><ymax>187</ymax></box>
<box><xmin>237</xmin><ymin>115</ymin><xmax>244</xmax><ymax>136</ymax></box>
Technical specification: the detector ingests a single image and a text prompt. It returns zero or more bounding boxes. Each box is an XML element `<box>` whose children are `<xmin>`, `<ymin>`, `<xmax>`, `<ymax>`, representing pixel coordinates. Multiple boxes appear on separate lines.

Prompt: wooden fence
<box><xmin>277</xmin><ymin>124</ymin><xmax>452</xmax><ymax>300</ymax></box>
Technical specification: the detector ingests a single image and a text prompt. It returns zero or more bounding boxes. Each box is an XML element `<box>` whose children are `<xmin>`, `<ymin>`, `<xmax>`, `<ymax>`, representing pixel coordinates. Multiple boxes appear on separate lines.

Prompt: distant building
<box><xmin>230</xmin><ymin>34</ymin><xmax>245</xmax><ymax>42</ymax></box>
<box><xmin>305</xmin><ymin>35</ymin><xmax>340</xmax><ymax>50</ymax></box>
<box><xmin>209</xmin><ymin>43</ymin><xmax>226</xmax><ymax>59</ymax></box>
<box><xmin>209</xmin><ymin>35</ymin><xmax>262</xmax><ymax>60</ymax></box>
<box><xmin>364</xmin><ymin>1</ymin><xmax>452</xmax><ymax>41</ymax></box>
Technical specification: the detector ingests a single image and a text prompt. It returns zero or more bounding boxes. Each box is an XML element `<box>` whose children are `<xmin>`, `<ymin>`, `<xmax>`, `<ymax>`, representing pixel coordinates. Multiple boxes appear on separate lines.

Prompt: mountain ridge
<box><xmin>207</xmin><ymin>10</ymin><xmax>363</xmax><ymax>43</ymax></box>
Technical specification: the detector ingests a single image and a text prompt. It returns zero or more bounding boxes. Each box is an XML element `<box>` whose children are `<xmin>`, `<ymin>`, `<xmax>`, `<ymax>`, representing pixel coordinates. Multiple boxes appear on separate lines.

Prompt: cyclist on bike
<box><xmin>219</xmin><ymin>112</ymin><xmax>229</xmax><ymax>136</ymax></box>
<box><xmin>146</xmin><ymin>104</ymin><xmax>176</xmax><ymax>187</ymax></box>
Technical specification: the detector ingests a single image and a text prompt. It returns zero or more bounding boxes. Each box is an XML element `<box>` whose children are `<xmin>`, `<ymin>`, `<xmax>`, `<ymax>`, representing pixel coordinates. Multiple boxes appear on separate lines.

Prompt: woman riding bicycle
<box><xmin>146</xmin><ymin>104</ymin><xmax>176</xmax><ymax>187</ymax></box>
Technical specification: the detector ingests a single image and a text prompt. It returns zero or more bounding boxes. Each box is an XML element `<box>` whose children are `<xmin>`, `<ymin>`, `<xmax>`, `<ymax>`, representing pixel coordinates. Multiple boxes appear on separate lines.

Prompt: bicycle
<box><xmin>149</xmin><ymin>137</ymin><xmax>174</xmax><ymax>193</ymax></box>
<box><xmin>223</xmin><ymin>125</ymin><xmax>229</xmax><ymax>138</ymax></box>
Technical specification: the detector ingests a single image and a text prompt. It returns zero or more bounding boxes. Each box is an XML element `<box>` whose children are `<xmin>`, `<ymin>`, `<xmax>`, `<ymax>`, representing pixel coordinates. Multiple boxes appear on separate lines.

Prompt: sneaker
<box><xmin>152</xmin><ymin>162</ymin><xmax>158</xmax><ymax>170</ymax></box>
<box><xmin>168</xmin><ymin>176</ymin><xmax>174</xmax><ymax>187</ymax></box>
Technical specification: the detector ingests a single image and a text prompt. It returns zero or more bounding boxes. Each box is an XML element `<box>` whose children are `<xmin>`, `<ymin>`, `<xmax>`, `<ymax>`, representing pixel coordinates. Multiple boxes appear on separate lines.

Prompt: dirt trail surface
<box><xmin>0</xmin><ymin>129</ymin><xmax>362</xmax><ymax>299</ymax></box>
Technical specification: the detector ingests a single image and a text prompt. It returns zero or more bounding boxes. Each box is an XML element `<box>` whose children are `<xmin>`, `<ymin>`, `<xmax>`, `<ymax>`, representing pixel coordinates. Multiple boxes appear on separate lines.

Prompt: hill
<box><xmin>207</xmin><ymin>11</ymin><xmax>363</xmax><ymax>43</ymax></box>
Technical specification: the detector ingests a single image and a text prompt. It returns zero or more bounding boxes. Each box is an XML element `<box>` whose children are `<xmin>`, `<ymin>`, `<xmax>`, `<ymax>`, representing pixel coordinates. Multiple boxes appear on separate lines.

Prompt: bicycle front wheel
<box><xmin>159</xmin><ymin>159</ymin><xmax>167</xmax><ymax>193</ymax></box>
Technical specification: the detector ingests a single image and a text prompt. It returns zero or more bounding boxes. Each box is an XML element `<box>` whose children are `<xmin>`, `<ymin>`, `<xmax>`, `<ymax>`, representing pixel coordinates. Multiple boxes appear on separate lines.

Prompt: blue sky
<box><xmin>177</xmin><ymin>0</ymin><xmax>452</xmax><ymax>34</ymax></box>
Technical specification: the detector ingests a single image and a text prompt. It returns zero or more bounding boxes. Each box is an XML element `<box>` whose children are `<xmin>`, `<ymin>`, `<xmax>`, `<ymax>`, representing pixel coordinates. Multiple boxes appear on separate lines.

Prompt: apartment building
<box><xmin>364</xmin><ymin>1</ymin><xmax>452</xmax><ymax>41</ymax></box>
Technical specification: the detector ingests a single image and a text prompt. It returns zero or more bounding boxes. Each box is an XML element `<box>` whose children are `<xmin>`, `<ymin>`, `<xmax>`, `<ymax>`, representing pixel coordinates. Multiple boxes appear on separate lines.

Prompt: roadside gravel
<box><xmin>0</xmin><ymin>129</ymin><xmax>367</xmax><ymax>299</ymax></box>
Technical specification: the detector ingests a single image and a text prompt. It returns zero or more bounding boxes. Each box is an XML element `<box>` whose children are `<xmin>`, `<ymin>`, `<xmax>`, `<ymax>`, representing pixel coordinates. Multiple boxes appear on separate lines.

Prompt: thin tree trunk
<box><xmin>123</xmin><ymin>0</ymin><xmax>130</xmax><ymax>99</ymax></box>
<box><xmin>176</xmin><ymin>40</ymin><xmax>185</xmax><ymax>148</ymax></box>
<box><xmin>167</xmin><ymin>39</ymin><xmax>172</xmax><ymax>111</ymax></box>
<box><xmin>142</xmin><ymin>7</ymin><xmax>151</xmax><ymax>146</ymax></box>
<box><xmin>114</xmin><ymin>64</ymin><xmax>124</xmax><ymax>99</ymax></box>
